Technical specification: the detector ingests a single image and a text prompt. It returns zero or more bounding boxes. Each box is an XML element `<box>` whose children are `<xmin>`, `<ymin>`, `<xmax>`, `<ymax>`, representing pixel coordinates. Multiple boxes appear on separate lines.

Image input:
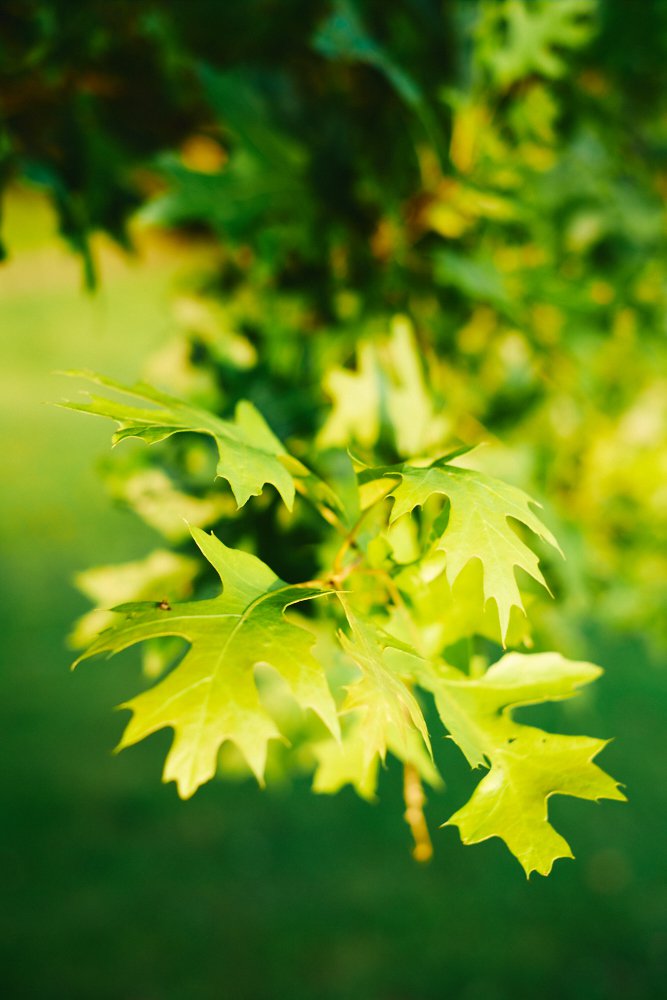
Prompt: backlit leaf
<box><xmin>420</xmin><ymin>652</ymin><xmax>625</xmax><ymax>876</ymax></box>
<box><xmin>75</xmin><ymin>527</ymin><xmax>339</xmax><ymax>797</ymax></box>
<box><xmin>61</xmin><ymin>372</ymin><xmax>301</xmax><ymax>509</ymax></box>
<box><xmin>386</xmin><ymin>458</ymin><xmax>561</xmax><ymax>640</ymax></box>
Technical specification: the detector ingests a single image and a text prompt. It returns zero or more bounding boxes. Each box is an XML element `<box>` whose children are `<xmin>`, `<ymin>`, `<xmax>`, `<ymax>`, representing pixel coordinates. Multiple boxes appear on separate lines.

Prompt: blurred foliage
<box><xmin>3</xmin><ymin>0</ymin><xmax>667</xmax><ymax>859</ymax></box>
<box><xmin>4</xmin><ymin>0</ymin><xmax>659</xmax><ymax>636</ymax></box>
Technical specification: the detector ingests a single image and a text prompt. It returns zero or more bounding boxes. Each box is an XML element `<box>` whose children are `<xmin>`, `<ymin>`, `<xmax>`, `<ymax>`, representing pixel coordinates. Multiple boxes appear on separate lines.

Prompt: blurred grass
<box><xmin>0</xmin><ymin>189</ymin><xmax>665</xmax><ymax>1000</ymax></box>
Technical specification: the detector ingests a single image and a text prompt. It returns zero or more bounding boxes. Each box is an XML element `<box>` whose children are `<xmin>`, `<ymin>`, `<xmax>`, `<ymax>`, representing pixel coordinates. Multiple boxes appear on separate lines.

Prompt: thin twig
<box><xmin>403</xmin><ymin>763</ymin><xmax>433</xmax><ymax>863</ymax></box>
<box><xmin>330</xmin><ymin>482</ymin><xmax>396</xmax><ymax>576</ymax></box>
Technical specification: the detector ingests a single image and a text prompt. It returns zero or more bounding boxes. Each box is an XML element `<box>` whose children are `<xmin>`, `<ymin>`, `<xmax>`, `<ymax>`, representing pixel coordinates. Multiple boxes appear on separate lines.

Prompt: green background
<box><xmin>0</xmin><ymin>191</ymin><xmax>665</xmax><ymax>1000</ymax></box>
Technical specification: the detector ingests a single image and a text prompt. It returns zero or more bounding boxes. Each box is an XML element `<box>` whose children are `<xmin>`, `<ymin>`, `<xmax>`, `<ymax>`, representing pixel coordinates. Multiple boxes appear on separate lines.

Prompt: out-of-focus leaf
<box><xmin>318</xmin><ymin>316</ymin><xmax>449</xmax><ymax>458</ymax></box>
<box><xmin>313</xmin><ymin>0</ymin><xmax>423</xmax><ymax>109</ymax></box>
<box><xmin>476</xmin><ymin>0</ymin><xmax>597</xmax><ymax>90</ymax></box>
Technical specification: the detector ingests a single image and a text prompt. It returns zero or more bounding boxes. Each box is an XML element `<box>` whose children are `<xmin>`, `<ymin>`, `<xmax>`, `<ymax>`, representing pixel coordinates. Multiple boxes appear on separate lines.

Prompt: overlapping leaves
<box><xmin>69</xmin><ymin>377</ymin><xmax>623</xmax><ymax>875</ymax></box>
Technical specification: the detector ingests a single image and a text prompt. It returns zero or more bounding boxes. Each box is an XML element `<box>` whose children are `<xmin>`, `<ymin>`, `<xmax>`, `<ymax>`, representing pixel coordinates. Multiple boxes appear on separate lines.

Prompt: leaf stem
<box><xmin>331</xmin><ymin>510</ymin><xmax>371</xmax><ymax>576</ymax></box>
<box><xmin>330</xmin><ymin>483</ymin><xmax>395</xmax><ymax>575</ymax></box>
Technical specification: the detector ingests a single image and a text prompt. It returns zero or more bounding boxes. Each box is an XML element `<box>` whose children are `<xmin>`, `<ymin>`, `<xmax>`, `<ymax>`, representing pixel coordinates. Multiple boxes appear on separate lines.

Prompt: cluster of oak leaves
<box><xmin>57</xmin><ymin>0</ymin><xmax>667</xmax><ymax>876</ymax></box>
<box><xmin>64</xmin><ymin>360</ymin><xmax>624</xmax><ymax>878</ymax></box>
